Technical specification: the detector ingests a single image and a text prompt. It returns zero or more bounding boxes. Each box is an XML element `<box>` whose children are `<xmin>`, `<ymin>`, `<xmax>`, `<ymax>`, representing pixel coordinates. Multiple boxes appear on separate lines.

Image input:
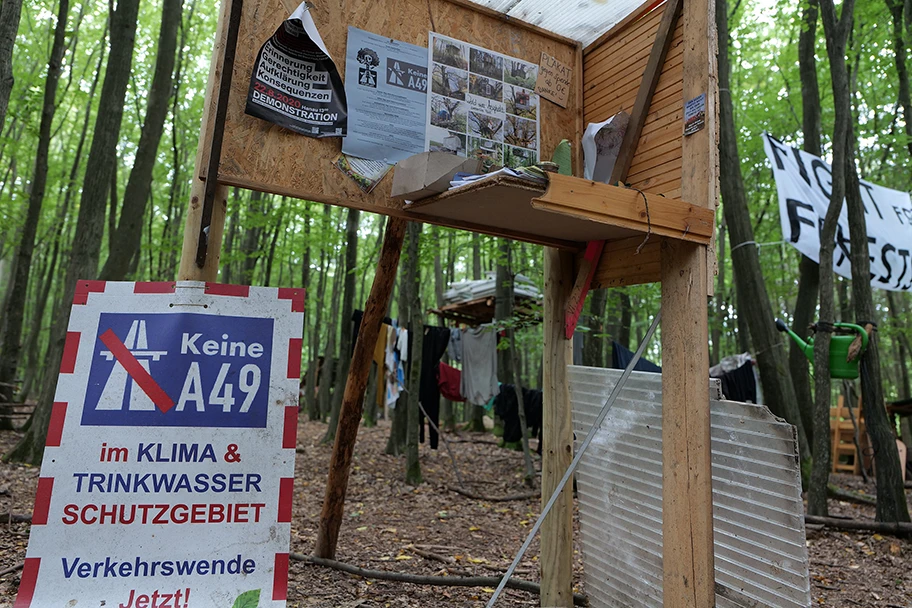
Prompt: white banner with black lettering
<box><xmin>763</xmin><ymin>133</ymin><xmax>912</xmax><ymax>292</ymax></box>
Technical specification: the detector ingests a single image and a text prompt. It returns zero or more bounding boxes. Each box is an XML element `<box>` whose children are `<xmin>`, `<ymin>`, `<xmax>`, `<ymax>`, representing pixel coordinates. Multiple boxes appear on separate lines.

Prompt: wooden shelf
<box><xmin>404</xmin><ymin>173</ymin><xmax>714</xmax><ymax>250</ymax></box>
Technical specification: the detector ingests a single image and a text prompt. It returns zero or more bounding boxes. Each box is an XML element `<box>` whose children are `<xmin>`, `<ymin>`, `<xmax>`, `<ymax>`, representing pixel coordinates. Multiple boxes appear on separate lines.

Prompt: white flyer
<box><xmin>342</xmin><ymin>27</ymin><xmax>428</xmax><ymax>164</ymax></box>
<box><xmin>16</xmin><ymin>280</ymin><xmax>303</xmax><ymax>607</ymax></box>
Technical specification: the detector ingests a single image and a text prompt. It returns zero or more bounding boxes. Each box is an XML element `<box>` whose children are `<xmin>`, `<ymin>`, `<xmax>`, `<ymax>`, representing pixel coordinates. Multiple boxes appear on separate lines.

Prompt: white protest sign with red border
<box><xmin>16</xmin><ymin>280</ymin><xmax>303</xmax><ymax>608</ymax></box>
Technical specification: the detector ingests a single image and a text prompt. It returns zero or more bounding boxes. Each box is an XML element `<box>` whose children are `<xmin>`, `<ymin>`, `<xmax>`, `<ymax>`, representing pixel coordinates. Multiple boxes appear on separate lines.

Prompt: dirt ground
<box><xmin>1</xmin><ymin>418</ymin><xmax>912</xmax><ymax>607</ymax></box>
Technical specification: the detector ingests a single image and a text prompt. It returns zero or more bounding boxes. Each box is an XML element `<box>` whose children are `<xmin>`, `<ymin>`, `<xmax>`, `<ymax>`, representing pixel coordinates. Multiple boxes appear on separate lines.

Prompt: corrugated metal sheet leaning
<box><xmin>568</xmin><ymin>367</ymin><xmax>811</xmax><ymax>608</ymax></box>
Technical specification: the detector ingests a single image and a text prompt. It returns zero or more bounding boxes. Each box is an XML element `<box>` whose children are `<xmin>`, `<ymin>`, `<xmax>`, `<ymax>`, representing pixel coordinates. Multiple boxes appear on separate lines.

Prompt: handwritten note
<box><xmin>534</xmin><ymin>52</ymin><xmax>572</xmax><ymax>108</ymax></box>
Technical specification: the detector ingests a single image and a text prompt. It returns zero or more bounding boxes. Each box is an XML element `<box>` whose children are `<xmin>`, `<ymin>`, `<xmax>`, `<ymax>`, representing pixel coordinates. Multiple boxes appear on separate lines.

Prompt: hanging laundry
<box><xmin>492</xmin><ymin>384</ymin><xmax>543</xmax><ymax>452</ymax></box>
<box><xmin>397</xmin><ymin>326</ymin><xmax>409</xmax><ymax>362</ymax></box>
<box><xmin>611</xmin><ymin>340</ymin><xmax>661</xmax><ymax>372</ymax></box>
<box><xmin>710</xmin><ymin>353</ymin><xmax>758</xmax><ymax>403</ymax></box>
<box><xmin>447</xmin><ymin>327</ymin><xmax>462</xmax><ymax>362</ymax></box>
<box><xmin>419</xmin><ymin>326</ymin><xmax>452</xmax><ymax>449</ymax></box>
<box><xmin>460</xmin><ymin>325</ymin><xmax>499</xmax><ymax>405</ymax></box>
<box><xmin>437</xmin><ymin>362</ymin><xmax>464</xmax><ymax>403</ymax></box>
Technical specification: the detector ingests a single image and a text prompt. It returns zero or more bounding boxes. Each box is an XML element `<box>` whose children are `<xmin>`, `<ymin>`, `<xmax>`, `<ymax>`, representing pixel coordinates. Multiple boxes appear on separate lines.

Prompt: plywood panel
<box><xmin>205</xmin><ymin>0</ymin><xmax>581</xmax><ymax>218</ymax></box>
<box><xmin>582</xmin><ymin>4</ymin><xmax>684</xmax><ymax>199</ymax></box>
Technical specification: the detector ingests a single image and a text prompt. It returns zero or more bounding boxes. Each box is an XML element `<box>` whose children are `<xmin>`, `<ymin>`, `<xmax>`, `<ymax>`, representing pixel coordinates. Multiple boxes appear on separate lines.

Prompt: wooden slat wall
<box><xmin>583</xmin><ymin>5</ymin><xmax>684</xmax><ymax>199</ymax></box>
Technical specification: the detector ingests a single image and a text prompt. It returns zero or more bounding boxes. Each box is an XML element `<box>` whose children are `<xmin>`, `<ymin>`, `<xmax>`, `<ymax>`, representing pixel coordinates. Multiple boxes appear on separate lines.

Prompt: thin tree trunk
<box><xmin>262</xmin><ymin>202</ymin><xmax>285</xmax><ymax>286</ymax></box>
<box><xmin>467</xmin><ymin>231</ymin><xmax>485</xmax><ymax>431</ymax></box>
<box><xmin>404</xmin><ymin>222</ymin><xmax>423</xmax><ymax>486</ymax></box>
<box><xmin>7</xmin><ymin>0</ymin><xmax>142</xmax><ymax>465</ymax></box>
<box><xmin>809</xmin><ymin>0</ymin><xmax>857</xmax><ymax>517</ymax></box>
<box><xmin>888</xmin><ymin>0</ymin><xmax>912</xmax><ymax>157</ymax></box>
<box><xmin>306</xmin><ymin>215</ymin><xmax>329</xmax><ymax>421</ymax></box>
<box><xmin>792</xmin><ymin>3</ymin><xmax>821</xmax><ymax>449</ymax></box>
<box><xmin>712</xmin><ymin>218</ymin><xmax>727</xmax><ymax>365</ymax></box>
<box><xmin>717</xmin><ymin>0</ymin><xmax>810</xmax><ymax>462</ymax></box>
<box><xmin>582</xmin><ymin>289</ymin><xmax>606</xmax><ymax>367</ymax></box>
<box><xmin>99</xmin><ymin>0</ymin><xmax>182</xmax><ymax>280</ymax></box>
<box><xmin>324</xmin><ymin>208</ymin><xmax>360</xmax><ymax>443</ymax></box>
<box><xmin>319</xmin><ymin>247</ymin><xmax>344</xmax><ymax>421</ymax></box>
<box><xmin>0</xmin><ymin>0</ymin><xmax>71</xmax><ymax>405</ymax></box>
<box><xmin>0</xmin><ymin>0</ymin><xmax>23</xmax><ymax>135</ymax></box>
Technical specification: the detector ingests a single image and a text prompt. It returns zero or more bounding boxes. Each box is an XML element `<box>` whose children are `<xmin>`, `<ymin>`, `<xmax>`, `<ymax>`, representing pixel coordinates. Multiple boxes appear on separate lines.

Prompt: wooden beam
<box><xmin>315</xmin><ymin>217</ymin><xmax>408</xmax><ymax>559</ymax></box>
<box><xmin>563</xmin><ymin>0</ymin><xmax>683</xmax><ymax>339</ymax></box>
<box><xmin>610</xmin><ymin>0</ymin><xmax>683</xmax><ymax>185</ymax></box>
<box><xmin>661</xmin><ymin>0</ymin><xmax>718</xmax><ymax>598</ymax></box>
<box><xmin>532</xmin><ymin>174</ymin><xmax>714</xmax><ymax>245</ymax></box>
<box><xmin>540</xmin><ymin>247</ymin><xmax>574</xmax><ymax>608</ymax></box>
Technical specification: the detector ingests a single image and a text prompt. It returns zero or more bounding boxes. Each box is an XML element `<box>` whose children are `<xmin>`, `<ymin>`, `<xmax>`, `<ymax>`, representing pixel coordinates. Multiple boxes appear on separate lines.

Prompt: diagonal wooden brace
<box><xmin>562</xmin><ymin>0</ymin><xmax>683</xmax><ymax>340</ymax></box>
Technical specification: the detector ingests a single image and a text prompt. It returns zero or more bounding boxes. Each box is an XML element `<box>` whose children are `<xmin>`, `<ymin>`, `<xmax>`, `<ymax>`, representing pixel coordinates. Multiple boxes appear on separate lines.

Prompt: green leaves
<box><xmin>231</xmin><ymin>589</ymin><xmax>260</xmax><ymax>608</ymax></box>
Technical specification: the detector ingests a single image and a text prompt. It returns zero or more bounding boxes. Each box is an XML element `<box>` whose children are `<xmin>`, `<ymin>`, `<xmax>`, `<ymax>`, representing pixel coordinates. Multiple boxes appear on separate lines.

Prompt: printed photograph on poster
<box><xmin>432</xmin><ymin>64</ymin><xmax>467</xmax><ymax>100</ymax></box>
<box><xmin>245</xmin><ymin>2</ymin><xmax>347</xmax><ymax>138</ymax></box>
<box><xmin>342</xmin><ymin>27</ymin><xmax>428</xmax><ymax>164</ymax></box>
<box><xmin>14</xmin><ymin>281</ymin><xmax>303</xmax><ymax>607</ymax></box>
<box><xmin>426</xmin><ymin>33</ymin><xmax>540</xmax><ymax>171</ymax></box>
<box><xmin>334</xmin><ymin>153</ymin><xmax>393</xmax><ymax>193</ymax></box>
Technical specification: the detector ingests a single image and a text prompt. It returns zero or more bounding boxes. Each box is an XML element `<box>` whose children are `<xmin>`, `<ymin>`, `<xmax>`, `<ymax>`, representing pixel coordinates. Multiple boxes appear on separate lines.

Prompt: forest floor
<box><xmin>0</xmin><ymin>418</ymin><xmax>911</xmax><ymax>607</ymax></box>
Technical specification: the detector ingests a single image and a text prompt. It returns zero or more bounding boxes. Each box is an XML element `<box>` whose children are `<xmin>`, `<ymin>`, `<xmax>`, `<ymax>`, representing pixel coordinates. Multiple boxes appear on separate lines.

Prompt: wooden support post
<box><xmin>661</xmin><ymin>0</ymin><xmax>718</xmax><ymax>599</ymax></box>
<box><xmin>177</xmin><ymin>0</ymin><xmax>234</xmax><ymax>281</ymax></box>
<box><xmin>315</xmin><ymin>217</ymin><xmax>408</xmax><ymax>559</ymax></box>
<box><xmin>660</xmin><ymin>240</ymin><xmax>713</xmax><ymax>607</ymax></box>
<box><xmin>541</xmin><ymin>247</ymin><xmax>574</xmax><ymax>608</ymax></box>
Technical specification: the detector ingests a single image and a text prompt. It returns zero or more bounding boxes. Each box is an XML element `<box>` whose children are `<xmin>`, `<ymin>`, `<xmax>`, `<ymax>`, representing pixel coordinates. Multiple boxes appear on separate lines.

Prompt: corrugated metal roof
<box><xmin>568</xmin><ymin>367</ymin><xmax>811</xmax><ymax>608</ymax></box>
<box><xmin>465</xmin><ymin>0</ymin><xmax>651</xmax><ymax>46</ymax></box>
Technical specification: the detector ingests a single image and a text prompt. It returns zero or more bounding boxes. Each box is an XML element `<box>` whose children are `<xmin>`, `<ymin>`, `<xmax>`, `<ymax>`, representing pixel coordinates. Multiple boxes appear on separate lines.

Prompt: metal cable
<box><xmin>486</xmin><ymin>309</ymin><xmax>662</xmax><ymax>607</ymax></box>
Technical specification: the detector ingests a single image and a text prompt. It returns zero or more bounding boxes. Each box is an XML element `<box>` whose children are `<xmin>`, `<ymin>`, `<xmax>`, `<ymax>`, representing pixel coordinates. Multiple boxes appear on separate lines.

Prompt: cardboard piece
<box><xmin>535</xmin><ymin>52</ymin><xmax>572</xmax><ymax>108</ymax></box>
<box><xmin>391</xmin><ymin>152</ymin><xmax>481</xmax><ymax>200</ymax></box>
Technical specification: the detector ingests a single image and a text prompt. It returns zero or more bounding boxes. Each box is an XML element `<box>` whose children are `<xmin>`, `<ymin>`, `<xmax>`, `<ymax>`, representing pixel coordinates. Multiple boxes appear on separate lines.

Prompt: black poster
<box><xmin>245</xmin><ymin>3</ymin><xmax>347</xmax><ymax>138</ymax></box>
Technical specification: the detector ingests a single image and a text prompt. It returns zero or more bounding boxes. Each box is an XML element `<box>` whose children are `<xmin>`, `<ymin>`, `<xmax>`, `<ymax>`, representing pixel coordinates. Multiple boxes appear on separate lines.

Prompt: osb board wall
<box><xmin>583</xmin><ymin>6</ymin><xmax>684</xmax><ymax>200</ymax></box>
<box><xmin>206</xmin><ymin>0</ymin><xmax>581</xmax><ymax>218</ymax></box>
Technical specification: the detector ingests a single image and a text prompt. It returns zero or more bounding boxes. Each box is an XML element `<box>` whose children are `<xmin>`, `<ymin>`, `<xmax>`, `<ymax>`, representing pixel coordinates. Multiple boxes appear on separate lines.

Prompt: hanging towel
<box><xmin>460</xmin><ymin>325</ymin><xmax>499</xmax><ymax>405</ymax></box>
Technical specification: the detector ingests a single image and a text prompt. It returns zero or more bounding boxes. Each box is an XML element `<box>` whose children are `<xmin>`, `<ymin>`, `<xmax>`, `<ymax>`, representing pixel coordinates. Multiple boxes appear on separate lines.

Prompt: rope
<box><xmin>633</xmin><ymin>187</ymin><xmax>652</xmax><ymax>255</ymax></box>
<box><xmin>486</xmin><ymin>309</ymin><xmax>663</xmax><ymax>607</ymax></box>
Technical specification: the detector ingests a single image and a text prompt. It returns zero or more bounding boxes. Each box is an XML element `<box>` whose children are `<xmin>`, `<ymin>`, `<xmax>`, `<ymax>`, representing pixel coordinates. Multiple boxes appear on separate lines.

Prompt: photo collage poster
<box><xmin>426</xmin><ymin>33</ymin><xmax>541</xmax><ymax>171</ymax></box>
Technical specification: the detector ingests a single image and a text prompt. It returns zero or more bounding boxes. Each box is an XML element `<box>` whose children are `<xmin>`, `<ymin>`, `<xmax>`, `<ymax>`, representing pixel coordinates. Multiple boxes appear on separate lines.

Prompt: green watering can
<box><xmin>775</xmin><ymin>318</ymin><xmax>868</xmax><ymax>380</ymax></box>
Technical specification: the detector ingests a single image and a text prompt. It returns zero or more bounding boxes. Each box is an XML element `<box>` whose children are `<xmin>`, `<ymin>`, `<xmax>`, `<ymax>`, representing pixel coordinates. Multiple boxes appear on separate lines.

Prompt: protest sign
<box><xmin>245</xmin><ymin>2</ymin><xmax>346</xmax><ymax>137</ymax></box>
<box><xmin>16</xmin><ymin>281</ymin><xmax>303</xmax><ymax>608</ymax></box>
<box><xmin>763</xmin><ymin>133</ymin><xmax>912</xmax><ymax>292</ymax></box>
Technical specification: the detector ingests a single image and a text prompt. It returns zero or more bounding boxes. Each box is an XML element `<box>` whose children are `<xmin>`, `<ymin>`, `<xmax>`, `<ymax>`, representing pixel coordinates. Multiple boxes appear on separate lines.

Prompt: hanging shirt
<box><xmin>460</xmin><ymin>325</ymin><xmax>499</xmax><ymax>405</ymax></box>
<box><xmin>397</xmin><ymin>327</ymin><xmax>409</xmax><ymax>362</ymax></box>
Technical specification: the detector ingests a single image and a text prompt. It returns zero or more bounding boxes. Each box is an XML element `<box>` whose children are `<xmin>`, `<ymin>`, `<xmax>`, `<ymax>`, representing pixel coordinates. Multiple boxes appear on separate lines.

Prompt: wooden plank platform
<box><xmin>405</xmin><ymin>173</ymin><xmax>714</xmax><ymax>250</ymax></box>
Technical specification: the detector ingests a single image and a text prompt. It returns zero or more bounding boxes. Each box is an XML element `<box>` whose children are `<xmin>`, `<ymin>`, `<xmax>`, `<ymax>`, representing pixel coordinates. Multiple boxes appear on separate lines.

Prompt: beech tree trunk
<box><xmin>582</xmin><ymin>289</ymin><xmax>606</xmax><ymax>367</ymax></box>
<box><xmin>7</xmin><ymin>0</ymin><xmax>142</xmax><ymax>464</ymax></box>
<box><xmin>99</xmin><ymin>0</ymin><xmax>181</xmax><ymax>280</ymax></box>
<box><xmin>404</xmin><ymin>222</ymin><xmax>423</xmax><ymax>486</ymax></box>
<box><xmin>888</xmin><ymin>0</ymin><xmax>912</xmax><ymax>157</ymax></box>
<box><xmin>0</xmin><ymin>0</ymin><xmax>70</xmax><ymax>407</ymax></box>
<box><xmin>789</xmin><ymin>0</ymin><xmax>822</xmax><ymax>451</ymax></box>
<box><xmin>717</xmin><ymin>0</ymin><xmax>810</xmax><ymax>460</ymax></box>
<box><xmin>0</xmin><ymin>0</ymin><xmax>23</xmax><ymax>135</ymax></box>
<box><xmin>324</xmin><ymin>208</ymin><xmax>359</xmax><ymax>443</ymax></box>
<box><xmin>319</xmin><ymin>247</ymin><xmax>344</xmax><ymax>420</ymax></box>
<box><xmin>809</xmin><ymin>0</ymin><xmax>855</xmax><ymax>517</ymax></box>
